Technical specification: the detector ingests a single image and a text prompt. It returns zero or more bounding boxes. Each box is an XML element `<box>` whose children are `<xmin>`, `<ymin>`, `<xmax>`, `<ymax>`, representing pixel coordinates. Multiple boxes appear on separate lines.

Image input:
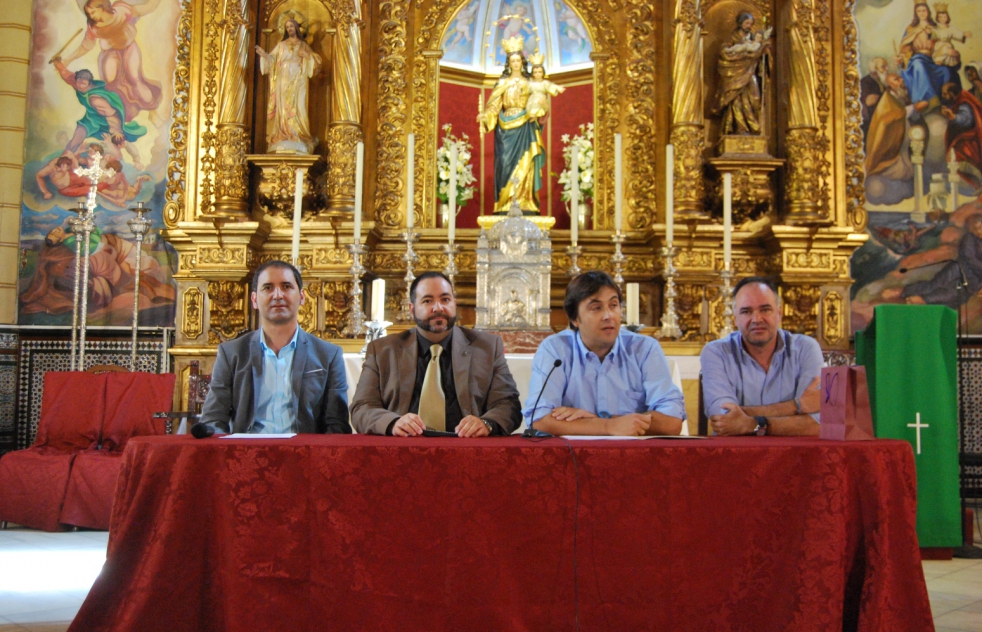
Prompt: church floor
<box><xmin>1</xmin><ymin>525</ymin><xmax>982</xmax><ymax>630</ymax></box>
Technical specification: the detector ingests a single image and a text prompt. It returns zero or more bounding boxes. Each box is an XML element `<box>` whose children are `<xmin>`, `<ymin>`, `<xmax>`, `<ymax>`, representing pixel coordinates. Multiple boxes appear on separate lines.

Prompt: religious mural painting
<box><xmin>441</xmin><ymin>0</ymin><xmax>482</xmax><ymax>65</ymax></box>
<box><xmin>17</xmin><ymin>0</ymin><xmax>180</xmax><ymax>327</ymax></box>
<box><xmin>852</xmin><ymin>0</ymin><xmax>982</xmax><ymax>334</ymax></box>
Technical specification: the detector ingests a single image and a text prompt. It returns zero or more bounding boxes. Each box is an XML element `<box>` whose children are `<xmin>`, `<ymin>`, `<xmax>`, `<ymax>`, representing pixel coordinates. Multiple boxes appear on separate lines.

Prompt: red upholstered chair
<box><xmin>60</xmin><ymin>372</ymin><xmax>176</xmax><ymax>530</ymax></box>
<box><xmin>0</xmin><ymin>372</ymin><xmax>107</xmax><ymax>531</ymax></box>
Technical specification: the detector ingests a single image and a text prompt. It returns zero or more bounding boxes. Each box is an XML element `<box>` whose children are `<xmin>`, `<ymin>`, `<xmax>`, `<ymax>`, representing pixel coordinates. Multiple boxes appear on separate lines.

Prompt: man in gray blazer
<box><xmin>351</xmin><ymin>272</ymin><xmax>522</xmax><ymax>437</ymax></box>
<box><xmin>199</xmin><ymin>260</ymin><xmax>350</xmax><ymax>434</ymax></box>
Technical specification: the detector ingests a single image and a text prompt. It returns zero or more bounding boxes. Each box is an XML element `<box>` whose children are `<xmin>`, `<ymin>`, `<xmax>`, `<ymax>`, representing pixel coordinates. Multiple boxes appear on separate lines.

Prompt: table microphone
<box><xmin>190</xmin><ymin>423</ymin><xmax>215</xmax><ymax>439</ymax></box>
<box><xmin>523</xmin><ymin>359</ymin><xmax>562</xmax><ymax>438</ymax></box>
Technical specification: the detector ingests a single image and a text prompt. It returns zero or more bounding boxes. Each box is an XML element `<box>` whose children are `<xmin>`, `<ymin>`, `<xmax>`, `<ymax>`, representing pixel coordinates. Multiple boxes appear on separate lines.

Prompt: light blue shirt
<box><xmin>251</xmin><ymin>326</ymin><xmax>300</xmax><ymax>433</ymax></box>
<box><xmin>522</xmin><ymin>328</ymin><xmax>686</xmax><ymax>426</ymax></box>
<box><xmin>700</xmin><ymin>329</ymin><xmax>824</xmax><ymax>422</ymax></box>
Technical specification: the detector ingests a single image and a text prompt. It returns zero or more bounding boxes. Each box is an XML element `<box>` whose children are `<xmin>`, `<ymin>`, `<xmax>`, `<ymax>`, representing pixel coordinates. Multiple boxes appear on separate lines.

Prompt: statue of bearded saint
<box><xmin>256</xmin><ymin>16</ymin><xmax>322</xmax><ymax>153</ymax></box>
<box><xmin>714</xmin><ymin>11</ymin><xmax>772</xmax><ymax>135</ymax></box>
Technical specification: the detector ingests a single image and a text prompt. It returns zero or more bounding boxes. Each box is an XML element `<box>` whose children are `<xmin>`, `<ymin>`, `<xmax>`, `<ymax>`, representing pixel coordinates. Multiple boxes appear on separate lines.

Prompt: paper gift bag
<box><xmin>819</xmin><ymin>366</ymin><xmax>875</xmax><ymax>441</ymax></box>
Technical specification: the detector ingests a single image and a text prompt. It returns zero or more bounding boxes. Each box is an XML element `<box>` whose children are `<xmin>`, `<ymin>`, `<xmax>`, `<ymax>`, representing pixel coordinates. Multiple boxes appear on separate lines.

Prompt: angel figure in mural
<box><xmin>896</xmin><ymin>2</ymin><xmax>960</xmax><ymax>112</ymax></box>
<box><xmin>445</xmin><ymin>1</ymin><xmax>479</xmax><ymax>51</ymax></box>
<box><xmin>477</xmin><ymin>39</ymin><xmax>552</xmax><ymax>214</ymax></box>
<box><xmin>713</xmin><ymin>11</ymin><xmax>772</xmax><ymax>136</ymax></box>
<box><xmin>60</xmin><ymin>0</ymin><xmax>165</xmax><ymax>124</ymax></box>
<box><xmin>932</xmin><ymin>4</ymin><xmax>972</xmax><ymax>68</ymax></box>
<box><xmin>256</xmin><ymin>14</ymin><xmax>322</xmax><ymax>154</ymax></box>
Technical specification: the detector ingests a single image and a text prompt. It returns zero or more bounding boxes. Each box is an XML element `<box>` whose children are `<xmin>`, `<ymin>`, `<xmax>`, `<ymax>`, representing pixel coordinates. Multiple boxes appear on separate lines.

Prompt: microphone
<box><xmin>899</xmin><ymin>258</ymin><xmax>968</xmax><ymax>291</ymax></box>
<box><xmin>523</xmin><ymin>359</ymin><xmax>562</xmax><ymax>438</ymax></box>
<box><xmin>190</xmin><ymin>423</ymin><xmax>215</xmax><ymax>439</ymax></box>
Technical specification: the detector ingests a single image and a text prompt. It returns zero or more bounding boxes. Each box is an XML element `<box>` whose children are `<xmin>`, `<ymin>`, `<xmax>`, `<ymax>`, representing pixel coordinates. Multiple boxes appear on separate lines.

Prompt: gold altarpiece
<box><xmin>161</xmin><ymin>0</ymin><xmax>868</xmax><ymax>397</ymax></box>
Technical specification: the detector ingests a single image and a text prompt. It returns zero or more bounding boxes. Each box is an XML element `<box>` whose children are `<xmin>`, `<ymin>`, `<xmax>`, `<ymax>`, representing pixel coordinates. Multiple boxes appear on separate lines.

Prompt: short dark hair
<box><xmin>75</xmin><ymin>69</ymin><xmax>94</xmax><ymax>83</ymax></box>
<box><xmin>409</xmin><ymin>271</ymin><xmax>454</xmax><ymax>303</ymax></box>
<box><xmin>563</xmin><ymin>270</ymin><xmax>622</xmax><ymax>330</ymax></box>
<box><xmin>251</xmin><ymin>260</ymin><xmax>303</xmax><ymax>293</ymax></box>
<box><xmin>733</xmin><ymin>276</ymin><xmax>779</xmax><ymax>303</ymax></box>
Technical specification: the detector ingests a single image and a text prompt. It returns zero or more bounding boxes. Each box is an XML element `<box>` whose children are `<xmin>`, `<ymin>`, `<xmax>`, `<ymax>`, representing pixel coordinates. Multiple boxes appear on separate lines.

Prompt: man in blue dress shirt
<box><xmin>523</xmin><ymin>271</ymin><xmax>685</xmax><ymax>436</ymax></box>
<box><xmin>198</xmin><ymin>260</ymin><xmax>350</xmax><ymax>434</ymax></box>
<box><xmin>700</xmin><ymin>276</ymin><xmax>822</xmax><ymax>437</ymax></box>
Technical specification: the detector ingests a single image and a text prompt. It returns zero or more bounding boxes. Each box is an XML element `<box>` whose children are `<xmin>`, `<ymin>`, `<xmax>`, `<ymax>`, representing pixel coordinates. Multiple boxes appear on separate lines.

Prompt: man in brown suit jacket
<box><xmin>351</xmin><ymin>272</ymin><xmax>522</xmax><ymax>436</ymax></box>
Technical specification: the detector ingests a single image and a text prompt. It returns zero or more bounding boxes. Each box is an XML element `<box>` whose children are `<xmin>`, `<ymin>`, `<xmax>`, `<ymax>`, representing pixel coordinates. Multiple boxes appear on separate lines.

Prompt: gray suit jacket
<box><xmin>199</xmin><ymin>328</ymin><xmax>350</xmax><ymax>434</ymax></box>
<box><xmin>350</xmin><ymin>327</ymin><xmax>523</xmax><ymax>435</ymax></box>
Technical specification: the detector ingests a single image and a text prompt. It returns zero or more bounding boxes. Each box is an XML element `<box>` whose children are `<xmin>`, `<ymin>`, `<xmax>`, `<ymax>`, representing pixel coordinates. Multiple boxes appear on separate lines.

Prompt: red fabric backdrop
<box><xmin>69</xmin><ymin>435</ymin><xmax>932</xmax><ymax>632</ymax></box>
<box><xmin>438</xmin><ymin>80</ymin><xmax>593</xmax><ymax>228</ymax></box>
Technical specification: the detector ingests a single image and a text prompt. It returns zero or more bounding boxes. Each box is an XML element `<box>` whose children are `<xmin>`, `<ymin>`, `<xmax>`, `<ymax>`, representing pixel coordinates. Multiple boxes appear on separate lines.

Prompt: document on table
<box><xmin>561</xmin><ymin>435</ymin><xmax>708</xmax><ymax>440</ymax></box>
<box><xmin>220</xmin><ymin>433</ymin><xmax>297</xmax><ymax>439</ymax></box>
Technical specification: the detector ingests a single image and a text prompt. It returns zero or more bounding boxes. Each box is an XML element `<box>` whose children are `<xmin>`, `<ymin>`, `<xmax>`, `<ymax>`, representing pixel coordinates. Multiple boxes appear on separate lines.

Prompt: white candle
<box><xmin>665</xmin><ymin>144</ymin><xmax>674</xmax><ymax>247</ymax></box>
<box><xmin>723</xmin><ymin>172</ymin><xmax>732</xmax><ymax>269</ymax></box>
<box><xmin>626</xmin><ymin>283</ymin><xmax>640</xmax><ymax>325</ymax></box>
<box><xmin>614</xmin><ymin>133</ymin><xmax>623</xmax><ymax>232</ymax></box>
<box><xmin>291</xmin><ymin>167</ymin><xmax>304</xmax><ymax>266</ymax></box>
<box><xmin>448</xmin><ymin>144</ymin><xmax>458</xmax><ymax>243</ymax></box>
<box><xmin>570</xmin><ymin>146</ymin><xmax>579</xmax><ymax>244</ymax></box>
<box><xmin>406</xmin><ymin>133</ymin><xmax>414</xmax><ymax>229</ymax></box>
<box><xmin>371</xmin><ymin>278</ymin><xmax>385</xmax><ymax>322</ymax></box>
<box><xmin>353</xmin><ymin>142</ymin><xmax>364</xmax><ymax>243</ymax></box>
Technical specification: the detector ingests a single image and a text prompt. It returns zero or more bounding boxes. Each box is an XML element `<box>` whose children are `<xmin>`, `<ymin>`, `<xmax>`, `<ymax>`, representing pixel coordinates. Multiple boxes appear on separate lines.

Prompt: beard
<box><xmin>414</xmin><ymin>312</ymin><xmax>457</xmax><ymax>333</ymax></box>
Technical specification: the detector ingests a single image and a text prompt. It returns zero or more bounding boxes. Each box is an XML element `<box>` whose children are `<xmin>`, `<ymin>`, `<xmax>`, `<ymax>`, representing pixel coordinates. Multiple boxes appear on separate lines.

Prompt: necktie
<box><xmin>418</xmin><ymin>344</ymin><xmax>446</xmax><ymax>431</ymax></box>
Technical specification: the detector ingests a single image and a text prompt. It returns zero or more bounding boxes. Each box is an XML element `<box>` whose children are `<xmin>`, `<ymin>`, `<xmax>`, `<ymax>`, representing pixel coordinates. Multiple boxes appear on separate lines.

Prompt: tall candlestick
<box><xmin>723</xmin><ymin>172</ymin><xmax>733</xmax><ymax>269</ymax></box>
<box><xmin>371</xmin><ymin>278</ymin><xmax>385</xmax><ymax>322</ymax></box>
<box><xmin>614</xmin><ymin>133</ymin><xmax>623</xmax><ymax>231</ymax></box>
<box><xmin>570</xmin><ymin>145</ymin><xmax>579</xmax><ymax>244</ymax></box>
<box><xmin>626</xmin><ymin>283</ymin><xmax>640</xmax><ymax>325</ymax></box>
<box><xmin>406</xmin><ymin>133</ymin><xmax>414</xmax><ymax>229</ymax></box>
<box><xmin>448</xmin><ymin>144</ymin><xmax>457</xmax><ymax>243</ymax></box>
<box><xmin>292</xmin><ymin>168</ymin><xmax>304</xmax><ymax>265</ymax></box>
<box><xmin>353</xmin><ymin>142</ymin><xmax>364</xmax><ymax>244</ymax></box>
<box><xmin>665</xmin><ymin>144</ymin><xmax>674</xmax><ymax>246</ymax></box>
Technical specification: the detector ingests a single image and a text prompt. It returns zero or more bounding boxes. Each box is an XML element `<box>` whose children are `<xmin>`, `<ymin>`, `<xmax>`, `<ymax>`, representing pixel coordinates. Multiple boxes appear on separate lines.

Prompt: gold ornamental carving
<box><xmin>322</xmin><ymin>280</ymin><xmax>353</xmax><ymax>338</ymax></box>
<box><xmin>783</xmin><ymin>250</ymin><xmax>832</xmax><ymax>272</ymax></box>
<box><xmin>298</xmin><ymin>283</ymin><xmax>318</xmax><ymax>334</ymax></box>
<box><xmin>593</xmin><ymin>51</ymin><xmax>621</xmax><ymax>231</ymax></box>
<box><xmin>374</xmin><ymin>0</ymin><xmax>409</xmax><ymax>228</ymax></box>
<box><xmin>197</xmin><ymin>0</ymin><xmax>224</xmax><ymax>217</ymax></box>
<box><xmin>182</xmin><ymin>287</ymin><xmax>204</xmax><ymax>340</ymax></box>
<box><xmin>675</xmin><ymin>283</ymin><xmax>705</xmax><ymax>341</ymax></box>
<box><xmin>326</xmin><ymin>123</ymin><xmax>363</xmax><ymax>214</ymax></box>
<box><xmin>781</xmin><ymin>285</ymin><xmax>820</xmax><ymax>337</ymax></box>
<box><xmin>822</xmin><ymin>290</ymin><xmax>844</xmax><ymax>346</ymax></box>
<box><xmin>623</xmin><ymin>2</ymin><xmax>656</xmax><ymax>230</ymax></box>
<box><xmin>247</xmin><ymin>154</ymin><xmax>322</xmax><ymax>222</ymax></box>
<box><xmin>197</xmin><ymin>246</ymin><xmax>247</xmax><ymax>267</ymax></box>
<box><xmin>163</xmin><ymin>0</ymin><xmax>193</xmax><ymax>228</ymax></box>
<box><xmin>212</xmin><ymin>123</ymin><xmax>251</xmax><ymax>216</ymax></box>
<box><xmin>312</xmin><ymin>247</ymin><xmax>354</xmax><ymax>268</ymax></box>
<box><xmin>207</xmin><ymin>280</ymin><xmax>247</xmax><ymax>343</ymax></box>
<box><xmin>671</xmin><ymin>0</ymin><xmax>707</xmax><ymax>219</ymax></box>
<box><xmin>841</xmin><ymin>0</ymin><xmax>867</xmax><ymax>231</ymax></box>
<box><xmin>676</xmin><ymin>249</ymin><xmax>714</xmax><ymax>271</ymax></box>
<box><xmin>179</xmin><ymin>253</ymin><xmax>196</xmax><ymax>273</ymax></box>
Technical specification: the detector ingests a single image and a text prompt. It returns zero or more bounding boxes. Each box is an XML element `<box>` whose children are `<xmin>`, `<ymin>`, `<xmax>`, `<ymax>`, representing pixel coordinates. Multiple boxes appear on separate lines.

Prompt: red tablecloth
<box><xmin>69</xmin><ymin>435</ymin><xmax>933</xmax><ymax>632</ymax></box>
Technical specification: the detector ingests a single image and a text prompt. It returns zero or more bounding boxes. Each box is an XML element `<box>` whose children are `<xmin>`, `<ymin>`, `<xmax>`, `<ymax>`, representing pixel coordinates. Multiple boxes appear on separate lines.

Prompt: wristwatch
<box><xmin>480</xmin><ymin>418</ymin><xmax>495</xmax><ymax>435</ymax></box>
<box><xmin>754</xmin><ymin>416</ymin><xmax>769</xmax><ymax>437</ymax></box>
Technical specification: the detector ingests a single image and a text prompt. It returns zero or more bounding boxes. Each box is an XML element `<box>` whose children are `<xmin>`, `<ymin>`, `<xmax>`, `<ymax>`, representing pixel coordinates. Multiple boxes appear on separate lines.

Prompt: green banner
<box><xmin>856</xmin><ymin>304</ymin><xmax>960</xmax><ymax>548</ymax></box>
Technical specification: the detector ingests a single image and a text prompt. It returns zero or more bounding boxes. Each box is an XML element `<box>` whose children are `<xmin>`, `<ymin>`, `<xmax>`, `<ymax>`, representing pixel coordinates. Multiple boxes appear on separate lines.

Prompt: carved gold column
<box><xmin>785</xmin><ymin>0</ymin><xmax>824</xmax><ymax>224</ymax></box>
<box><xmin>670</xmin><ymin>0</ymin><xmax>707</xmax><ymax>221</ymax></box>
<box><xmin>325</xmin><ymin>9</ymin><xmax>364</xmax><ymax>217</ymax></box>
<box><xmin>200</xmin><ymin>0</ymin><xmax>252</xmax><ymax>219</ymax></box>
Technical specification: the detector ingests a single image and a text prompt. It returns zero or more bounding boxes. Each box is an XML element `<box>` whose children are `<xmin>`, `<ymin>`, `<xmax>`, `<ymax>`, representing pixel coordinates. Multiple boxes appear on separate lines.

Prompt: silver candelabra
<box><xmin>719</xmin><ymin>264</ymin><xmax>735</xmax><ymax>336</ymax></box>
<box><xmin>610</xmin><ymin>231</ymin><xmax>626</xmax><ymax>289</ymax></box>
<box><xmin>362</xmin><ymin>319</ymin><xmax>393</xmax><ymax>355</ymax></box>
<box><xmin>566</xmin><ymin>243</ymin><xmax>582</xmax><ymax>278</ymax></box>
<box><xmin>127</xmin><ymin>202</ymin><xmax>153</xmax><ymax>370</ymax></box>
<box><xmin>397</xmin><ymin>228</ymin><xmax>419</xmax><ymax>323</ymax></box>
<box><xmin>343</xmin><ymin>242</ymin><xmax>367</xmax><ymax>337</ymax></box>
<box><xmin>442</xmin><ymin>241</ymin><xmax>461</xmax><ymax>286</ymax></box>
<box><xmin>658</xmin><ymin>245</ymin><xmax>682</xmax><ymax>339</ymax></box>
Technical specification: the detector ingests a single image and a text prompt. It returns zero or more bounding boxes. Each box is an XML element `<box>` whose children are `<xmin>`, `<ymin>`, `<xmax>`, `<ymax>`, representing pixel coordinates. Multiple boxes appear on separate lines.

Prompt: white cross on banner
<box><xmin>907</xmin><ymin>412</ymin><xmax>929</xmax><ymax>455</ymax></box>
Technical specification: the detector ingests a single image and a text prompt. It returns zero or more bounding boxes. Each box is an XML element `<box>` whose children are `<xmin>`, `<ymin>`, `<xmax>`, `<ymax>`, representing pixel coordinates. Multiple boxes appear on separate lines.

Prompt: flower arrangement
<box><xmin>436</xmin><ymin>124</ymin><xmax>477</xmax><ymax>207</ymax></box>
<box><xmin>555</xmin><ymin>122</ymin><xmax>594</xmax><ymax>203</ymax></box>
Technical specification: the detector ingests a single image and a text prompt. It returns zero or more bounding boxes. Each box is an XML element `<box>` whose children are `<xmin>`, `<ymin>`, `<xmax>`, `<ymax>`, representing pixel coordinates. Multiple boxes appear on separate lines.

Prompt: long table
<box><xmin>69</xmin><ymin>435</ymin><xmax>933</xmax><ymax>631</ymax></box>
